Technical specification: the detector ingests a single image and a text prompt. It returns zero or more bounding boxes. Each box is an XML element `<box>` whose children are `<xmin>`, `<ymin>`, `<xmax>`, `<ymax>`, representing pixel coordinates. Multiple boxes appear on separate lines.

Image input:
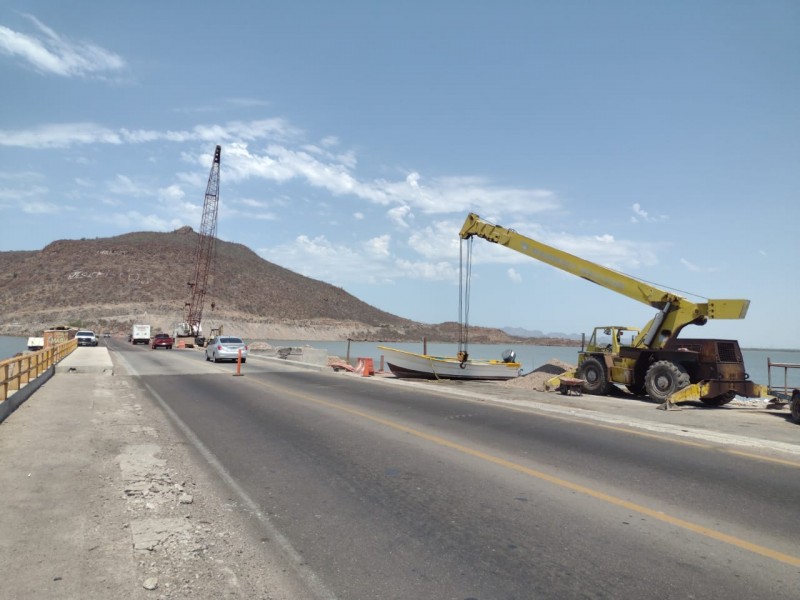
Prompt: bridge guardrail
<box><xmin>0</xmin><ymin>339</ymin><xmax>78</xmax><ymax>403</ymax></box>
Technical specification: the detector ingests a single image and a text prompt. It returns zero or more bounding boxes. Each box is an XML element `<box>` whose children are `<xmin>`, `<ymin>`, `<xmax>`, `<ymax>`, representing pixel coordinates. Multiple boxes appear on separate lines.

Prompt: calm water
<box><xmin>2</xmin><ymin>335</ymin><xmax>798</xmax><ymax>387</ymax></box>
<box><xmin>0</xmin><ymin>336</ymin><xmax>27</xmax><ymax>359</ymax></box>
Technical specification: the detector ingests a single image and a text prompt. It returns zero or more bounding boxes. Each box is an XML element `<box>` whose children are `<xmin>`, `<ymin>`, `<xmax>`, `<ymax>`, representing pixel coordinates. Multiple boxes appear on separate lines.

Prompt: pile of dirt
<box><xmin>501</xmin><ymin>358</ymin><xmax>577</xmax><ymax>391</ymax></box>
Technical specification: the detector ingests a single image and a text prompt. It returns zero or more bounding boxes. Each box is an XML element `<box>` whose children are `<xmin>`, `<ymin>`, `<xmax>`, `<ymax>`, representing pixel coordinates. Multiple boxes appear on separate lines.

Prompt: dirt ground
<box><xmin>499</xmin><ymin>358</ymin><xmax>575</xmax><ymax>391</ymax></box>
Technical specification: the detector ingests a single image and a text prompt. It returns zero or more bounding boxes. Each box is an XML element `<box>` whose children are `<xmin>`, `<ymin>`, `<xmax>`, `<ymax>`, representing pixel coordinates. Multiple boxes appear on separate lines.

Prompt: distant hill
<box><xmin>0</xmin><ymin>227</ymin><xmax>578</xmax><ymax>345</ymax></box>
<box><xmin>502</xmin><ymin>326</ymin><xmax>582</xmax><ymax>341</ymax></box>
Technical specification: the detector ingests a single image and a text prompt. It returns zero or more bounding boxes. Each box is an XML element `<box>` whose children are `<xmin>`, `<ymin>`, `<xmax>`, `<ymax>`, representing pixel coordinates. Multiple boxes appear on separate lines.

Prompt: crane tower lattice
<box><xmin>184</xmin><ymin>144</ymin><xmax>221</xmax><ymax>340</ymax></box>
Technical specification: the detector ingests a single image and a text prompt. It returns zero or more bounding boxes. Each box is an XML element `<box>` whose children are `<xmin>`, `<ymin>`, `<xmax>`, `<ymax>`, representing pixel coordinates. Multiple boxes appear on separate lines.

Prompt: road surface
<box><xmin>112</xmin><ymin>338</ymin><xmax>800</xmax><ymax>599</ymax></box>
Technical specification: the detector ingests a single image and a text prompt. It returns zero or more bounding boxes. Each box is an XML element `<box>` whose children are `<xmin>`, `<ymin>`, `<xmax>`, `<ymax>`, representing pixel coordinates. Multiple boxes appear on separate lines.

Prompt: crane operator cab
<box><xmin>589</xmin><ymin>326</ymin><xmax>640</xmax><ymax>354</ymax></box>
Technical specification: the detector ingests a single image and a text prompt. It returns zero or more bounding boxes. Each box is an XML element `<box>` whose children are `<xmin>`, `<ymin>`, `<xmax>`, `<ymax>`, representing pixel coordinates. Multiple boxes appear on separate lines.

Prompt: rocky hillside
<box><xmin>0</xmin><ymin>227</ymin><xmax>576</xmax><ymax>344</ymax></box>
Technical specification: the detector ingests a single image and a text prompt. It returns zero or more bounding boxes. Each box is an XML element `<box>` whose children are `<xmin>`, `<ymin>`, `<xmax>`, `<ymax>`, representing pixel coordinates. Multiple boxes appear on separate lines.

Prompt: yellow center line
<box><xmin>246</xmin><ymin>376</ymin><xmax>800</xmax><ymax>568</ymax></box>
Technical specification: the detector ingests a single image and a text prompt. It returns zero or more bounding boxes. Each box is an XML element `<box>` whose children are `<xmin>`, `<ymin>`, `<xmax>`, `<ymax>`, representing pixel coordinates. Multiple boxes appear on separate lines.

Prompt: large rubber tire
<box><xmin>644</xmin><ymin>361</ymin><xmax>690</xmax><ymax>403</ymax></box>
<box><xmin>626</xmin><ymin>382</ymin><xmax>646</xmax><ymax>397</ymax></box>
<box><xmin>701</xmin><ymin>391</ymin><xmax>736</xmax><ymax>407</ymax></box>
<box><xmin>577</xmin><ymin>357</ymin><xmax>610</xmax><ymax>395</ymax></box>
<box><xmin>790</xmin><ymin>390</ymin><xmax>800</xmax><ymax>424</ymax></box>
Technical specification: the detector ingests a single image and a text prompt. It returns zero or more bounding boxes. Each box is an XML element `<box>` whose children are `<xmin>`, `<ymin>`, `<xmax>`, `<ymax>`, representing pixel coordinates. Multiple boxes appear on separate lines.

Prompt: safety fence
<box><xmin>0</xmin><ymin>339</ymin><xmax>77</xmax><ymax>403</ymax></box>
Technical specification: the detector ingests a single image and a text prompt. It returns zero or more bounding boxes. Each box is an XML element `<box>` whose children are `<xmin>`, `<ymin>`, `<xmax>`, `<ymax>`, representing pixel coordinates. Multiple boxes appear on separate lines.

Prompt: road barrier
<box><xmin>355</xmin><ymin>357</ymin><xmax>374</xmax><ymax>377</ymax></box>
<box><xmin>0</xmin><ymin>339</ymin><xmax>77</xmax><ymax>403</ymax></box>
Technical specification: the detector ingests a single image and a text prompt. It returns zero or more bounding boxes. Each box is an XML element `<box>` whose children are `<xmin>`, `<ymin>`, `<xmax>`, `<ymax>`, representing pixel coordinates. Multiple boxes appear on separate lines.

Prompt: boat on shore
<box><xmin>378</xmin><ymin>345</ymin><xmax>522</xmax><ymax>381</ymax></box>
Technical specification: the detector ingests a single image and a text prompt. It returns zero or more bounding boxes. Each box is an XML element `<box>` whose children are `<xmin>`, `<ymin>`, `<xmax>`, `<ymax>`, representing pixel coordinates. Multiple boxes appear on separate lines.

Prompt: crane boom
<box><xmin>458</xmin><ymin>213</ymin><xmax>749</xmax><ymax>349</ymax></box>
<box><xmin>184</xmin><ymin>145</ymin><xmax>221</xmax><ymax>338</ymax></box>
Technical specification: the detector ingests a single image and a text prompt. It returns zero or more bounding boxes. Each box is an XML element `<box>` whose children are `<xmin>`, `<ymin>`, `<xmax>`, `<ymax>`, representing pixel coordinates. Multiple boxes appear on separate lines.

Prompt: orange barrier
<box><xmin>355</xmin><ymin>357</ymin><xmax>374</xmax><ymax>377</ymax></box>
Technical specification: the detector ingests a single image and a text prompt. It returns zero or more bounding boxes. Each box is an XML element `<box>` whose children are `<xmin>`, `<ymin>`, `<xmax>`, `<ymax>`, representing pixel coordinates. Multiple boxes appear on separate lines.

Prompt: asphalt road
<box><xmin>112</xmin><ymin>339</ymin><xmax>800</xmax><ymax>600</ymax></box>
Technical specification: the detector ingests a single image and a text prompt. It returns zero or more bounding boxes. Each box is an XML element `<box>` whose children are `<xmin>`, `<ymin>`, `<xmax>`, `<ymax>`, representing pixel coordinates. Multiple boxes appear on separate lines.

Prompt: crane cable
<box><xmin>458</xmin><ymin>238</ymin><xmax>472</xmax><ymax>367</ymax></box>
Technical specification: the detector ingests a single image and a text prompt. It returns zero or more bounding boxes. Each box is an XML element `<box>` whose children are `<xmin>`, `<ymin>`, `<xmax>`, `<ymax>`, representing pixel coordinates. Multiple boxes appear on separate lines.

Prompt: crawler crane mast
<box><xmin>176</xmin><ymin>145</ymin><xmax>221</xmax><ymax>347</ymax></box>
<box><xmin>459</xmin><ymin>213</ymin><xmax>770</xmax><ymax>407</ymax></box>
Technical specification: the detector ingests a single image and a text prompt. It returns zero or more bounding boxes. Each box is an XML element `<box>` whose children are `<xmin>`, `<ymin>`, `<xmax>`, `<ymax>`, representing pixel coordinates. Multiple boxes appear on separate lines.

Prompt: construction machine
<box><xmin>174</xmin><ymin>145</ymin><xmax>221</xmax><ymax>347</ymax></box>
<box><xmin>459</xmin><ymin>213</ymin><xmax>770</xmax><ymax>407</ymax></box>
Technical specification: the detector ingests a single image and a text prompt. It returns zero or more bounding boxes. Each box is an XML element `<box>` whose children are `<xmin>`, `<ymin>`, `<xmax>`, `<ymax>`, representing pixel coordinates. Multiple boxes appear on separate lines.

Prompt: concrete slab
<box><xmin>56</xmin><ymin>346</ymin><xmax>114</xmax><ymax>374</ymax></box>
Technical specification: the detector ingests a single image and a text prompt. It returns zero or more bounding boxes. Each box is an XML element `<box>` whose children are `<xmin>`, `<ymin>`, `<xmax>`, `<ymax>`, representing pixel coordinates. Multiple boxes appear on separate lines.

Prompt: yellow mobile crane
<box><xmin>459</xmin><ymin>213</ymin><xmax>769</xmax><ymax>406</ymax></box>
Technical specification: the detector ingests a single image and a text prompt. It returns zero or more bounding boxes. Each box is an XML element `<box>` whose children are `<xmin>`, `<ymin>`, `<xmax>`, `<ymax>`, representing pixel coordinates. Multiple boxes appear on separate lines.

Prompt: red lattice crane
<box><xmin>180</xmin><ymin>144</ymin><xmax>221</xmax><ymax>343</ymax></box>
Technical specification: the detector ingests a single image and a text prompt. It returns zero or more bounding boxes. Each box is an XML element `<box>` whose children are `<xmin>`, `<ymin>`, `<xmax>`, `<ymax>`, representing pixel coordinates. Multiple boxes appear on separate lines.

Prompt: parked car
<box><xmin>205</xmin><ymin>336</ymin><xmax>248</xmax><ymax>363</ymax></box>
<box><xmin>75</xmin><ymin>330</ymin><xmax>98</xmax><ymax>347</ymax></box>
<box><xmin>151</xmin><ymin>333</ymin><xmax>174</xmax><ymax>350</ymax></box>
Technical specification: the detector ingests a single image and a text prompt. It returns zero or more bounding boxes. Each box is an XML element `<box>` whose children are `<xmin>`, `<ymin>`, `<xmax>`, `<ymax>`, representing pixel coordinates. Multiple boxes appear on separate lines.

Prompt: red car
<box><xmin>151</xmin><ymin>333</ymin><xmax>174</xmax><ymax>350</ymax></box>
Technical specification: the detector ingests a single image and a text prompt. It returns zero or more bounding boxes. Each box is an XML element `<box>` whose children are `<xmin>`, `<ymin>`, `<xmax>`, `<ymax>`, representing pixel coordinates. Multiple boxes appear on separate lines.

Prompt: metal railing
<box><xmin>767</xmin><ymin>357</ymin><xmax>800</xmax><ymax>402</ymax></box>
<box><xmin>0</xmin><ymin>339</ymin><xmax>77</xmax><ymax>402</ymax></box>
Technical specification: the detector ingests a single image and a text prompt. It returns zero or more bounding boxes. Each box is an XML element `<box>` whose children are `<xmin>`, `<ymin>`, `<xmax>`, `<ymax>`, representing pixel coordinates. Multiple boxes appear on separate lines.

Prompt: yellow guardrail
<box><xmin>0</xmin><ymin>339</ymin><xmax>77</xmax><ymax>402</ymax></box>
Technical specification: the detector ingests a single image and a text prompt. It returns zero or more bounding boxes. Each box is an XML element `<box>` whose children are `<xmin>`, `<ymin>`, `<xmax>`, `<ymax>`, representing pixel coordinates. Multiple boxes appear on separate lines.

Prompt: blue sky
<box><xmin>1</xmin><ymin>1</ymin><xmax>798</xmax><ymax>349</ymax></box>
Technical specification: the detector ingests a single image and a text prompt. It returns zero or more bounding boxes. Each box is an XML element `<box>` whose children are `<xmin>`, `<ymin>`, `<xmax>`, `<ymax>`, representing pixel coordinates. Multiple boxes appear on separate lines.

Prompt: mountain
<box><xmin>502</xmin><ymin>326</ymin><xmax>583</xmax><ymax>341</ymax></box>
<box><xmin>0</xmin><ymin>227</ymin><xmax>577</xmax><ymax>345</ymax></box>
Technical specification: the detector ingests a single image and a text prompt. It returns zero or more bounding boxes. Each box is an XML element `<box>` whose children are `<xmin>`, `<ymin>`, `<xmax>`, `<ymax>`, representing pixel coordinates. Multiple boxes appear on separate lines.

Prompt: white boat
<box><xmin>378</xmin><ymin>346</ymin><xmax>521</xmax><ymax>381</ymax></box>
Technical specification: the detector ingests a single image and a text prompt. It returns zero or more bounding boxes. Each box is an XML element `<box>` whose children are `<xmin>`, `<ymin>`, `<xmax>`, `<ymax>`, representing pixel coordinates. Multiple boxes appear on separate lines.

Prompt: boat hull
<box><xmin>378</xmin><ymin>346</ymin><xmax>521</xmax><ymax>381</ymax></box>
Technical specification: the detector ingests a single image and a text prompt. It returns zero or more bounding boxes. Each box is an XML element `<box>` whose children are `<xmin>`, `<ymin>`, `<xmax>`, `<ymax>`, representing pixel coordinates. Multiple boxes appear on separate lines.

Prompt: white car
<box><xmin>75</xmin><ymin>330</ymin><xmax>98</xmax><ymax>347</ymax></box>
<box><xmin>205</xmin><ymin>336</ymin><xmax>248</xmax><ymax>363</ymax></box>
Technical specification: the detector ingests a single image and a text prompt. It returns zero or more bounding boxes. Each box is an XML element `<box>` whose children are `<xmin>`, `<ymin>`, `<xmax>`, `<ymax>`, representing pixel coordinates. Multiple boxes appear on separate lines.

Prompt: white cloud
<box><xmin>237</xmin><ymin>197</ymin><xmax>269</xmax><ymax>208</ymax></box>
<box><xmin>394</xmin><ymin>258</ymin><xmax>459</xmax><ymax>282</ymax></box>
<box><xmin>258</xmin><ymin>233</ymin><xmax>457</xmax><ymax>286</ymax></box>
<box><xmin>21</xmin><ymin>200</ymin><xmax>67</xmax><ymax>214</ymax></box>
<box><xmin>387</xmin><ymin>204</ymin><xmax>412</xmax><ymax>228</ymax></box>
<box><xmin>259</xmin><ymin>234</ymin><xmax>383</xmax><ymax>285</ymax></box>
<box><xmin>0</xmin><ymin>122</ymin><xmax>122</xmax><ymax>149</ymax></box>
<box><xmin>0</xmin><ymin>15</ymin><xmax>125</xmax><ymax>78</ymax></box>
<box><xmin>0</xmin><ymin>177</ymin><xmax>54</xmax><ymax>212</ymax></box>
<box><xmin>107</xmin><ymin>174</ymin><xmax>145</xmax><ymax>196</ymax></box>
<box><xmin>507</xmin><ymin>268</ymin><xmax>522</xmax><ymax>283</ymax></box>
<box><xmin>406</xmin><ymin>220</ymin><xmax>460</xmax><ymax>260</ymax></box>
<box><xmin>0</xmin><ymin>117</ymin><xmax>564</xmax><ymax>231</ymax></box>
<box><xmin>680</xmin><ymin>258</ymin><xmax>717</xmax><ymax>273</ymax></box>
<box><xmin>631</xmin><ymin>202</ymin><xmax>667</xmax><ymax>223</ymax></box>
<box><xmin>0</xmin><ymin>119</ymin><xmax>297</xmax><ymax>149</ymax></box>
<box><xmin>158</xmin><ymin>184</ymin><xmax>185</xmax><ymax>202</ymax></box>
<box><xmin>97</xmin><ymin>210</ymin><xmax>182</xmax><ymax>231</ymax></box>
<box><xmin>364</xmin><ymin>235</ymin><xmax>390</xmax><ymax>257</ymax></box>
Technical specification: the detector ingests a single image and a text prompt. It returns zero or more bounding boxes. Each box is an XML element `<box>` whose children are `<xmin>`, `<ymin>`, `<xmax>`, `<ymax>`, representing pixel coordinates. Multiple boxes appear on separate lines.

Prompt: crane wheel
<box><xmin>577</xmin><ymin>357</ymin><xmax>611</xmax><ymax>395</ymax></box>
<box><xmin>644</xmin><ymin>361</ymin><xmax>690</xmax><ymax>403</ymax></box>
<box><xmin>791</xmin><ymin>391</ymin><xmax>800</xmax><ymax>424</ymax></box>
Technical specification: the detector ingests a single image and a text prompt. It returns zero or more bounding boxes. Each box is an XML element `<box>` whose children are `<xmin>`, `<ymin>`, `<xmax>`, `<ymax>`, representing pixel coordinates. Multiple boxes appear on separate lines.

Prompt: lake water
<box><xmin>0</xmin><ymin>336</ymin><xmax>28</xmax><ymax>360</ymax></box>
<box><xmin>2</xmin><ymin>335</ymin><xmax>798</xmax><ymax>388</ymax></box>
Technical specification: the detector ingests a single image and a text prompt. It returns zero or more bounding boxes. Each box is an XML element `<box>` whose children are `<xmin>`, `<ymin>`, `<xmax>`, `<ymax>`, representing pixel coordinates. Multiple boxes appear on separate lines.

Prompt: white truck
<box><xmin>130</xmin><ymin>324</ymin><xmax>151</xmax><ymax>345</ymax></box>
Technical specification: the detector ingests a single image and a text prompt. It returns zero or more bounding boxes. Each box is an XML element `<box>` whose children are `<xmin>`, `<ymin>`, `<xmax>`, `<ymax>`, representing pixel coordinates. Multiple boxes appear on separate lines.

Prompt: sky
<box><xmin>1</xmin><ymin>1</ymin><xmax>798</xmax><ymax>349</ymax></box>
